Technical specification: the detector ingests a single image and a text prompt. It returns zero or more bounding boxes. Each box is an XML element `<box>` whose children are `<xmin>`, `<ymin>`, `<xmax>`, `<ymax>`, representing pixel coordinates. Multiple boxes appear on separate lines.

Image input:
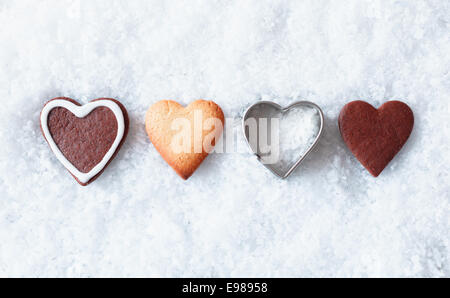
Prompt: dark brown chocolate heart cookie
<box><xmin>339</xmin><ymin>100</ymin><xmax>414</xmax><ymax>177</ymax></box>
<box><xmin>40</xmin><ymin>97</ymin><xmax>129</xmax><ymax>186</ymax></box>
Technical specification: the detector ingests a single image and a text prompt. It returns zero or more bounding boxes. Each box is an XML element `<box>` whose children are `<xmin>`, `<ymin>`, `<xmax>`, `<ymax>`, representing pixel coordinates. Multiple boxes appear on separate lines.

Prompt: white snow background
<box><xmin>0</xmin><ymin>0</ymin><xmax>449</xmax><ymax>277</ymax></box>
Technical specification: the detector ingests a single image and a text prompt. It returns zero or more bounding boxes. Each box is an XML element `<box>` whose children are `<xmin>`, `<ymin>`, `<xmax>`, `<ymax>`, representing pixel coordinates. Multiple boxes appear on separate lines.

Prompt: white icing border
<box><xmin>41</xmin><ymin>99</ymin><xmax>125</xmax><ymax>184</ymax></box>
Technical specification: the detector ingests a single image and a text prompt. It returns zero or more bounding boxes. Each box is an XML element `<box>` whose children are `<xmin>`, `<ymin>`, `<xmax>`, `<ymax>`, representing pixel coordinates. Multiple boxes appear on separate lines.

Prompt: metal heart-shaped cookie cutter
<box><xmin>242</xmin><ymin>100</ymin><xmax>325</xmax><ymax>179</ymax></box>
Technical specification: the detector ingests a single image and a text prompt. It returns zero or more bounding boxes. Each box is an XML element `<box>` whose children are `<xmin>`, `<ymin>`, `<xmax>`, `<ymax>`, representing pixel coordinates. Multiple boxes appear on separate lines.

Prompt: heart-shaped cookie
<box><xmin>40</xmin><ymin>97</ymin><xmax>129</xmax><ymax>186</ymax></box>
<box><xmin>145</xmin><ymin>100</ymin><xmax>225</xmax><ymax>180</ymax></box>
<box><xmin>339</xmin><ymin>100</ymin><xmax>414</xmax><ymax>177</ymax></box>
<box><xmin>243</xmin><ymin>101</ymin><xmax>324</xmax><ymax>179</ymax></box>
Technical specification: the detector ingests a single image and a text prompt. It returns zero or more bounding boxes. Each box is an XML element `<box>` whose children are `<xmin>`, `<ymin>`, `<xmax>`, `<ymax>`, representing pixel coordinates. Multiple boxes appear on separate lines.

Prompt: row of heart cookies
<box><xmin>40</xmin><ymin>97</ymin><xmax>414</xmax><ymax>186</ymax></box>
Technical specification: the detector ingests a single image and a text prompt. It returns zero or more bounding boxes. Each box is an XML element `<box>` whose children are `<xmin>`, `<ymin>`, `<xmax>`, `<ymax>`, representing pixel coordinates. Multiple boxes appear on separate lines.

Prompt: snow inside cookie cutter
<box><xmin>242</xmin><ymin>100</ymin><xmax>325</xmax><ymax>179</ymax></box>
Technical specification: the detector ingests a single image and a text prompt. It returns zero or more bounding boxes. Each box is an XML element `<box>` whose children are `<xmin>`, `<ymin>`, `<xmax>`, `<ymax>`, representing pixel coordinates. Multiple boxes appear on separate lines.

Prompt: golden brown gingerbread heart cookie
<box><xmin>145</xmin><ymin>100</ymin><xmax>225</xmax><ymax>180</ymax></box>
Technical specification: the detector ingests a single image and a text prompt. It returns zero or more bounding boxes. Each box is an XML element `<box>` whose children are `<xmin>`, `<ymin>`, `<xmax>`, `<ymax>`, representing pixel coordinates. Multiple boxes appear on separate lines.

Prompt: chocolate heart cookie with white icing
<box><xmin>40</xmin><ymin>97</ymin><xmax>129</xmax><ymax>186</ymax></box>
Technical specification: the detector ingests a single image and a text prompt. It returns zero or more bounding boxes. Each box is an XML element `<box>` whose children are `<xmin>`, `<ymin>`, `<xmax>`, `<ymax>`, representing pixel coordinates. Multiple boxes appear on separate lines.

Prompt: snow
<box><xmin>0</xmin><ymin>0</ymin><xmax>449</xmax><ymax>277</ymax></box>
<box><xmin>277</xmin><ymin>105</ymin><xmax>321</xmax><ymax>172</ymax></box>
